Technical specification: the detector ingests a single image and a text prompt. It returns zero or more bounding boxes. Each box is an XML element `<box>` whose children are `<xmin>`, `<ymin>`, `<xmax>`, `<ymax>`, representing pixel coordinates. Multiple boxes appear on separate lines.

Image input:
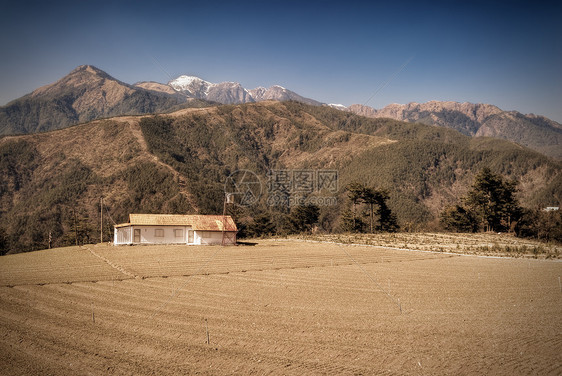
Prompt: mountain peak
<box><xmin>67</xmin><ymin>65</ymin><xmax>113</xmax><ymax>80</ymax></box>
<box><xmin>0</xmin><ymin>65</ymin><xmax>188</xmax><ymax>135</ymax></box>
<box><xmin>71</xmin><ymin>64</ymin><xmax>102</xmax><ymax>73</ymax></box>
<box><xmin>169</xmin><ymin>75</ymin><xmax>209</xmax><ymax>86</ymax></box>
<box><xmin>168</xmin><ymin>75</ymin><xmax>212</xmax><ymax>97</ymax></box>
<box><xmin>31</xmin><ymin>65</ymin><xmax>117</xmax><ymax>98</ymax></box>
<box><xmin>248</xmin><ymin>85</ymin><xmax>320</xmax><ymax>106</ymax></box>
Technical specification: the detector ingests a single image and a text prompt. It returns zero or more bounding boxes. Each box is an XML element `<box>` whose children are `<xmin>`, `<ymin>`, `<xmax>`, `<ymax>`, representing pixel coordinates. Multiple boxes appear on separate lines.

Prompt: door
<box><xmin>133</xmin><ymin>229</ymin><xmax>141</xmax><ymax>243</ymax></box>
<box><xmin>187</xmin><ymin>230</ymin><xmax>194</xmax><ymax>244</ymax></box>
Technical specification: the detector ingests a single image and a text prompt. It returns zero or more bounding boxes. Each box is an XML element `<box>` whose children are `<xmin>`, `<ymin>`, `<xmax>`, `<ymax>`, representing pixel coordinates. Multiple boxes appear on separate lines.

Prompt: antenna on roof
<box><xmin>225</xmin><ymin>192</ymin><xmax>234</xmax><ymax>204</ymax></box>
<box><xmin>221</xmin><ymin>193</ymin><xmax>236</xmax><ymax>246</ymax></box>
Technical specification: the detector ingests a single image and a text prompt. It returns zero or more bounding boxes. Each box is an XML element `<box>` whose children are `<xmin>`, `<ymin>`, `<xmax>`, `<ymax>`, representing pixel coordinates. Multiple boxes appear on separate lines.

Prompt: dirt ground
<box><xmin>0</xmin><ymin>240</ymin><xmax>560</xmax><ymax>375</ymax></box>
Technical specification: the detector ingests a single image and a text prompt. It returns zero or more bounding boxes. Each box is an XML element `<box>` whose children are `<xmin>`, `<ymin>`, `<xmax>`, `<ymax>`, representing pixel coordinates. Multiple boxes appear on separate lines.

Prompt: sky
<box><xmin>1</xmin><ymin>0</ymin><xmax>562</xmax><ymax>122</ymax></box>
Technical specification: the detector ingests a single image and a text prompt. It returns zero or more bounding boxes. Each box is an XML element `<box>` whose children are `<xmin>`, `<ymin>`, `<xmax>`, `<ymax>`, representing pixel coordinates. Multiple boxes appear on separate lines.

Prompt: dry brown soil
<box><xmin>0</xmin><ymin>240</ymin><xmax>560</xmax><ymax>375</ymax></box>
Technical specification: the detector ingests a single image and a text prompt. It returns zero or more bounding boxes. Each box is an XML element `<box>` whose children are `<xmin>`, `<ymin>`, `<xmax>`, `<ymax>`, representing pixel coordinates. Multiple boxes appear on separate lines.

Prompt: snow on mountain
<box><xmin>328</xmin><ymin>103</ymin><xmax>348</xmax><ymax>111</ymax></box>
<box><xmin>207</xmin><ymin>81</ymin><xmax>254</xmax><ymax>104</ymax></box>
<box><xmin>169</xmin><ymin>75</ymin><xmax>211</xmax><ymax>89</ymax></box>
<box><xmin>248</xmin><ymin>86</ymin><xmax>267</xmax><ymax>101</ymax></box>
<box><xmin>166</xmin><ymin>75</ymin><xmax>320</xmax><ymax>106</ymax></box>
<box><xmin>168</xmin><ymin>75</ymin><xmax>212</xmax><ymax>97</ymax></box>
<box><xmin>253</xmin><ymin>85</ymin><xmax>321</xmax><ymax>106</ymax></box>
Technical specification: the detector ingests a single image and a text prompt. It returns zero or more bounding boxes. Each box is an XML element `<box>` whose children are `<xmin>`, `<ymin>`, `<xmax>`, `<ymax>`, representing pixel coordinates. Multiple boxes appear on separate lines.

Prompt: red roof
<box><xmin>115</xmin><ymin>214</ymin><xmax>237</xmax><ymax>232</ymax></box>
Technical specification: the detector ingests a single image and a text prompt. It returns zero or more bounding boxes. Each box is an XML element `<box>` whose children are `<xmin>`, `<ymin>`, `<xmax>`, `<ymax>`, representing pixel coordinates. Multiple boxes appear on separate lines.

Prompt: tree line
<box><xmin>440</xmin><ymin>167</ymin><xmax>561</xmax><ymax>242</ymax></box>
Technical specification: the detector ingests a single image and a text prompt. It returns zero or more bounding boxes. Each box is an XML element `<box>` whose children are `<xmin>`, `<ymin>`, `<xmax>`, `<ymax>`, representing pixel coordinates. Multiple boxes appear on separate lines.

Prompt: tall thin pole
<box><xmin>221</xmin><ymin>194</ymin><xmax>227</xmax><ymax>246</ymax></box>
<box><xmin>100</xmin><ymin>197</ymin><xmax>103</xmax><ymax>244</ymax></box>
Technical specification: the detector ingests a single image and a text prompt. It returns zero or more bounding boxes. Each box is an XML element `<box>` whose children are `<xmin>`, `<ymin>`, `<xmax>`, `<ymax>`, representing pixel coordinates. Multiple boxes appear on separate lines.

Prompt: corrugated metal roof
<box><xmin>115</xmin><ymin>214</ymin><xmax>237</xmax><ymax>232</ymax></box>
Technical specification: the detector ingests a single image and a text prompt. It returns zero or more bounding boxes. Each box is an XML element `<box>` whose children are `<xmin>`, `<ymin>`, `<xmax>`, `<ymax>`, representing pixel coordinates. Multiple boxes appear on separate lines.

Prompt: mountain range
<box><xmin>1</xmin><ymin>65</ymin><xmax>560</xmax><ymax>160</ymax></box>
<box><xmin>0</xmin><ymin>66</ymin><xmax>201</xmax><ymax>135</ymax></box>
<box><xmin>156</xmin><ymin>75</ymin><xmax>321</xmax><ymax>106</ymax></box>
<box><xmin>344</xmin><ymin>102</ymin><xmax>562</xmax><ymax>159</ymax></box>
<box><xmin>1</xmin><ymin>100</ymin><xmax>561</xmax><ymax>253</ymax></box>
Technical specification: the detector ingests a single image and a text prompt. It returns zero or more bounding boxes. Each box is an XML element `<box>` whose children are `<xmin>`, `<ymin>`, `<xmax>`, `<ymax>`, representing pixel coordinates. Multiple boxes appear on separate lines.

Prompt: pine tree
<box><xmin>440</xmin><ymin>205</ymin><xmax>479</xmax><ymax>232</ymax></box>
<box><xmin>343</xmin><ymin>182</ymin><xmax>399</xmax><ymax>233</ymax></box>
<box><xmin>289</xmin><ymin>204</ymin><xmax>320</xmax><ymax>233</ymax></box>
<box><xmin>361</xmin><ymin>187</ymin><xmax>377</xmax><ymax>233</ymax></box>
<box><xmin>375</xmin><ymin>190</ymin><xmax>399</xmax><ymax>232</ymax></box>
<box><xmin>346</xmin><ymin>182</ymin><xmax>364</xmax><ymax>231</ymax></box>
<box><xmin>340</xmin><ymin>209</ymin><xmax>365</xmax><ymax>233</ymax></box>
<box><xmin>463</xmin><ymin>168</ymin><xmax>521</xmax><ymax>232</ymax></box>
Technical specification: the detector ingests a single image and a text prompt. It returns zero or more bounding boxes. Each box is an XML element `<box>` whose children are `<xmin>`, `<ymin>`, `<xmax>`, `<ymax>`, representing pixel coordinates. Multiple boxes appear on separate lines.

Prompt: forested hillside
<box><xmin>0</xmin><ymin>102</ymin><xmax>560</xmax><ymax>253</ymax></box>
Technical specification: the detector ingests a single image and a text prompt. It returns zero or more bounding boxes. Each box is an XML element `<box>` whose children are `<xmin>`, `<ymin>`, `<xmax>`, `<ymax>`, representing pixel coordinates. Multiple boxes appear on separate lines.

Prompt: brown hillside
<box><xmin>0</xmin><ymin>102</ymin><xmax>395</xmax><ymax>252</ymax></box>
<box><xmin>0</xmin><ymin>65</ymin><xmax>190</xmax><ymax>135</ymax></box>
<box><xmin>0</xmin><ymin>101</ymin><xmax>560</xmax><ymax>253</ymax></box>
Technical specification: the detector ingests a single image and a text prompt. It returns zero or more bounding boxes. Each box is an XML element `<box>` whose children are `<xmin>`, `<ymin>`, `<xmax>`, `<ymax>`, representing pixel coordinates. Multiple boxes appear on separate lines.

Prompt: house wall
<box><xmin>134</xmin><ymin>225</ymin><xmax>192</xmax><ymax>244</ymax></box>
<box><xmin>114</xmin><ymin>225</ymin><xmax>193</xmax><ymax>245</ymax></box>
<box><xmin>114</xmin><ymin>226</ymin><xmax>237</xmax><ymax>246</ymax></box>
<box><xmin>195</xmin><ymin>231</ymin><xmax>237</xmax><ymax>245</ymax></box>
<box><xmin>114</xmin><ymin>226</ymin><xmax>131</xmax><ymax>245</ymax></box>
<box><xmin>221</xmin><ymin>231</ymin><xmax>237</xmax><ymax>245</ymax></box>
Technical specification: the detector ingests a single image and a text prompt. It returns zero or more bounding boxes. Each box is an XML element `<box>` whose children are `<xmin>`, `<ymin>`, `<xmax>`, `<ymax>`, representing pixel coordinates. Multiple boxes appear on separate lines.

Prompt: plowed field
<box><xmin>1</xmin><ymin>240</ymin><xmax>560</xmax><ymax>375</ymax></box>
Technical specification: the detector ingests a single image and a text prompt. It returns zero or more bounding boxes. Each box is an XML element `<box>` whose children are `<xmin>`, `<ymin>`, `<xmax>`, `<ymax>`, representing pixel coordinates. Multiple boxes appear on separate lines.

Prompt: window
<box><xmin>155</xmin><ymin>228</ymin><xmax>164</xmax><ymax>237</ymax></box>
<box><xmin>174</xmin><ymin>229</ymin><xmax>183</xmax><ymax>238</ymax></box>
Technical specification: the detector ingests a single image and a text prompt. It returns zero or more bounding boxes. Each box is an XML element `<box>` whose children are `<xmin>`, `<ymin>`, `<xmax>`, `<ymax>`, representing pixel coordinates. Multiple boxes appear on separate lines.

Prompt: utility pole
<box><xmin>221</xmin><ymin>194</ymin><xmax>228</xmax><ymax>246</ymax></box>
<box><xmin>221</xmin><ymin>193</ymin><xmax>235</xmax><ymax>246</ymax></box>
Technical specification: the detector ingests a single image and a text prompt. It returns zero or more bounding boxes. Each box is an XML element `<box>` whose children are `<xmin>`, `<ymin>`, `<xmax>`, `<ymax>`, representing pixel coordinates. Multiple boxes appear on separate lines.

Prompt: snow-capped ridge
<box><xmin>168</xmin><ymin>75</ymin><xmax>212</xmax><ymax>95</ymax></box>
<box><xmin>165</xmin><ymin>74</ymin><xmax>320</xmax><ymax>105</ymax></box>
<box><xmin>328</xmin><ymin>103</ymin><xmax>348</xmax><ymax>111</ymax></box>
<box><xmin>169</xmin><ymin>75</ymin><xmax>210</xmax><ymax>87</ymax></box>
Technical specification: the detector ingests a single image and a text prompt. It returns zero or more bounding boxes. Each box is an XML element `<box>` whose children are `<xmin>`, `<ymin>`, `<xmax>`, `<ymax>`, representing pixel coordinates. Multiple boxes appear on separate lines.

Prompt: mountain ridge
<box><xmin>343</xmin><ymin>101</ymin><xmax>562</xmax><ymax>159</ymax></box>
<box><xmin>0</xmin><ymin>65</ymin><xmax>194</xmax><ymax>135</ymax></box>
<box><xmin>0</xmin><ymin>65</ymin><xmax>322</xmax><ymax>136</ymax></box>
<box><xmin>162</xmin><ymin>75</ymin><xmax>321</xmax><ymax>106</ymax></box>
<box><xmin>1</xmin><ymin>101</ymin><xmax>560</xmax><ymax>253</ymax></box>
<box><xmin>1</xmin><ymin>65</ymin><xmax>560</xmax><ymax>160</ymax></box>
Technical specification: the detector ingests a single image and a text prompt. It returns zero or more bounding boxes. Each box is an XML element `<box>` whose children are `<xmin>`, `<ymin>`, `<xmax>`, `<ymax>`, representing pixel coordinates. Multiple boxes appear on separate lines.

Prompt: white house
<box><xmin>114</xmin><ymin>214</ymin><xmax>237</xmax><ymax>246</ymax></box>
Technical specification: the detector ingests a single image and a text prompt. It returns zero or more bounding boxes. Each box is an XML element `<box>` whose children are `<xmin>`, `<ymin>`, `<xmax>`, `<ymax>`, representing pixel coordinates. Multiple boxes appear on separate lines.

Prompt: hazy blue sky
<box><xmin>2</xmin><ymin>0</ymin><xmax>561</xmax><ymax>121</ymax></box>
